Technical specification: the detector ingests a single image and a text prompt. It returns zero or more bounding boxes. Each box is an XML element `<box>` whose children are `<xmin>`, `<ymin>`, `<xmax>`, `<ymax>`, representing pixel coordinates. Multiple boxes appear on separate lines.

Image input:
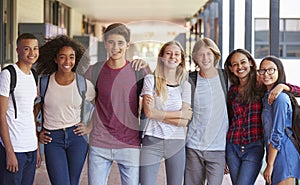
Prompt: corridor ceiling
<box><xmin>59</xmin><ymin>0</ymin><xmax>209</xmax><ymax>25</ymax></box>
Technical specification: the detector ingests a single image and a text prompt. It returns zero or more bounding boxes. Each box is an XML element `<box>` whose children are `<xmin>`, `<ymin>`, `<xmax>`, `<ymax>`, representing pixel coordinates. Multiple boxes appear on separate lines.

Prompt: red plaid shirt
<box><xmin>226</xmin><ymin>83</ymin><xmax>300</xmax><ymax>145</ymax></box>
<box><xmin>226</xmin><ymin>85</ymin><xmax>263</xmax><ymax>145</ymax></box>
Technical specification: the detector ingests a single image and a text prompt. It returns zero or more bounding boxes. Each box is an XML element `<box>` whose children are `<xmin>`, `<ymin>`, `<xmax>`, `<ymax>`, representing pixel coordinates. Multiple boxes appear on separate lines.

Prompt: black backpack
<box><xmin>284</xmin><ymin>92</ymin><xmax>300</xmax><ymax>155</ymax></box>
<box><xmin>2</xmin><ymin>65</ymin><xmax>38</xmax><ymax>119</ymax></box>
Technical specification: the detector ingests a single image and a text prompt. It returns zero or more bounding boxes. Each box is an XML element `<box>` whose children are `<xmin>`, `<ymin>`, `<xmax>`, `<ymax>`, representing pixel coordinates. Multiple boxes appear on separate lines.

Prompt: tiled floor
<box><xmin>33</xmin><ymin>155</ymin><xmax>266</xmax><ymax>185</ymax></box>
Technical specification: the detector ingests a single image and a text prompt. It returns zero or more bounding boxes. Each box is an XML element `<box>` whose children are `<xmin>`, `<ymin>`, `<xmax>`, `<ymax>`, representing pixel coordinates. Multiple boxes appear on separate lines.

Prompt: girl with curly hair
<box><xmin>35</xmin><ymin>35</ymin><xmax>95</xmax><ymax>185</ymax></box>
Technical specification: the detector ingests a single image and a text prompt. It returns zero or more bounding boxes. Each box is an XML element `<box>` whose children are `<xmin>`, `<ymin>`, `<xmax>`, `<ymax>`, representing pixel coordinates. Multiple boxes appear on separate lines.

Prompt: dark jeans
<box><xmin>226</xmin><ymin>140</ymin><xmax>264</xmax><ymax>185</ymax></box>
<box><xmin>0</xmin><ymin>144</ymin><xmax>37</xmax><ymax>185</ymax></box>
<box><xmin>44</xmin><ymin>125</ymin><xmax>88</xmax><ymax>185</ymax></box>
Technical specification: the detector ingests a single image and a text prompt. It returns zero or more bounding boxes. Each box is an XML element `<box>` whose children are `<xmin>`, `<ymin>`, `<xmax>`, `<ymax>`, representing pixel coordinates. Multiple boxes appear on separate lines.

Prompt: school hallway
<box><xmin>33</xmin><ymin>155</ymin><xmax>266</xmax><ymax>185</ymax></box>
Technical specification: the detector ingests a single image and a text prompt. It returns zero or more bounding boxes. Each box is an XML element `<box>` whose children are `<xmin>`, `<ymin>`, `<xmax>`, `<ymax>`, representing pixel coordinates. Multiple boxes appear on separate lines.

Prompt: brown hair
<box><xmin>224</xmin><ymin>49</ymin><xmax>264</xmax><ymax>103</ymax></box>
<box><xmin>103</xmin><ymin>23</ymin><xmax>130</xmax><ymax>43</ymax></box>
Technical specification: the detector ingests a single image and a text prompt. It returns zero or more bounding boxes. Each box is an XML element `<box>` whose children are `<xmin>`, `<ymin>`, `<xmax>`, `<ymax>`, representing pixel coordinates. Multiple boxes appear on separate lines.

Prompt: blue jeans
<box><xmin>44</xmin><ymin>125</ymin><xmax>88</xmax><ymax>185</ymax></box>
<box><xmin>0</xmin><ymin>144</ymin><xmax>37</xmax><ymax>185</ymax></box>
<box><xmin>88</xmin><ymin>146</ymin><xmax>140</xmax><ymax>185</ymax></box>
<box><xmin>226</xmin><ymin>140</ymin><xmax>264</xmax><ymax>185</ymax></box>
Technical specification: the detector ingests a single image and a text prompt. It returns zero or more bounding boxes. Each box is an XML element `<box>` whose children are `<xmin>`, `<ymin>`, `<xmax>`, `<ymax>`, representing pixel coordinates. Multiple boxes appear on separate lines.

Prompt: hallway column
<box><xmin>269</xmin><ymin>0</ymin><xmax>280</xmax><ymax>57</ymax></box>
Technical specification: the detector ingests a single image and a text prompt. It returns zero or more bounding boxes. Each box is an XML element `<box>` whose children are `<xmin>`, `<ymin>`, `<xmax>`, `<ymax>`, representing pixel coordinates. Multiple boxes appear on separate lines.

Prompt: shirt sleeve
<box><xmin>270</xmin><ymin>93</ymin><xmax>290</xmax><ymax>151</ymax></box>
<box><xmin>287</xmin><ymin>83</ymin><xmax>300</xmax><ymax>97</ymax></box>
<box><xmin>181</xmin><ymin>80</ymin><xmax>191</xmax><ymax>105</ymax></box>
<box><xmin>86</xmin><ymin>79</ymin><xmax>96</xmax><ymax>102</ymax></box>
<box><xmin>140</xmin><ymin>74</ymin><xmax>154</xmax><ymax>97</ymax></box>
<box><xmin>0</xmin><ymin>69</ymin><xmax>11</xmax><ymax>97</ymax></box>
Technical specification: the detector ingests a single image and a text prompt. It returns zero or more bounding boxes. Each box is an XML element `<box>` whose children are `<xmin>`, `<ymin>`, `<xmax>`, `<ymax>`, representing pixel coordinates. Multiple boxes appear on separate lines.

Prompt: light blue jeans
<box><xmin>88</xmin><ymin>146</ymin><xmax>140</xmax><ymax>185</ymax></box>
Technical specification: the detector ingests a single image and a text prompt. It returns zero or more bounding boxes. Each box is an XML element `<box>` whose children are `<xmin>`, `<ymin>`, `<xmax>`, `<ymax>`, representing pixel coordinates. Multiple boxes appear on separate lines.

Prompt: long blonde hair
<box><xmin>154</xmin><ymin>41</ymin><xmax>187</xmax><ymax>101</ymax></box>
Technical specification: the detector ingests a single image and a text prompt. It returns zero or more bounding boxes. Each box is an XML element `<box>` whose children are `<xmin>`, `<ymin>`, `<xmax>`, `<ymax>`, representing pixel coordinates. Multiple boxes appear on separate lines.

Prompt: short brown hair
<box><xmin>103</xmin><ymin>23</ymin><xmax>130</xmax><ymax>43</ymax></box>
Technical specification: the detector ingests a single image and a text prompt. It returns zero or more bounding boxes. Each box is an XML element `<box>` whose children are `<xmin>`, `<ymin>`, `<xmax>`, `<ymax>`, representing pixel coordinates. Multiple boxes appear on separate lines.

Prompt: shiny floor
<box><xmin>33</xmin><ymin>155</ymin><xmax>265</xmax><ymax>185</ymax></box>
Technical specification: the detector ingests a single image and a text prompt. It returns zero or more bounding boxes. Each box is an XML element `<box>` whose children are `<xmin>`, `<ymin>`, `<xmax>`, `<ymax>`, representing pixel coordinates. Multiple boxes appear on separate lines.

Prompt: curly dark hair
<box><xmin>35</xmin><ymin>35</ymin><xmax>90</xmax><ymax>75</ymax></box>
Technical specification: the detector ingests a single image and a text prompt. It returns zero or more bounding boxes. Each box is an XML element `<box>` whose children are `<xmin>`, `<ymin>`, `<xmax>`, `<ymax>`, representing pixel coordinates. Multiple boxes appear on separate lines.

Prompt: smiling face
<box><xmin>161</xmin><ymin>44</ymin><xmax>182</xmax><ymax>70</ymax></box>
<box><xmin>55</xmin><ymin>46</ymin><xmax>75</xmax><ymax>73</ymax></box>
<box><xmin>16</xmin><ymin>39</ymin><xmax>39</xmax><ymax>65</ymax></box>
<box><xmin>195</xmin><ymin>46</ymin><xmax>215</xmax><ymax>71</ymax></box>
<box><xmin>105</xmin><ymin>34</ymin><xmax>129</xmax><ymax>61</ymax></box>
<box><xmin>259</xmin><ymin>59</ymin><xmax>278</xmax><ymax>90</ymax></box>
<box><xmin>229</xmin><ymin>52</ymin><xmax>253</xmax><ymax>81</ymax></box>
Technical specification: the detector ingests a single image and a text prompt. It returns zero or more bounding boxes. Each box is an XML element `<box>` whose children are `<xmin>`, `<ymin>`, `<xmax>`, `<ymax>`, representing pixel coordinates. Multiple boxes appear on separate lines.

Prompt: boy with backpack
<box><xmin>84</xmin><ymin>23</ymin><xmax>148</xmax><ymax>185</ymax></box>
<box><xmin>0</xmin><ymin>33</ymin><xmax>40</xmax><ymax>185</ymax></box>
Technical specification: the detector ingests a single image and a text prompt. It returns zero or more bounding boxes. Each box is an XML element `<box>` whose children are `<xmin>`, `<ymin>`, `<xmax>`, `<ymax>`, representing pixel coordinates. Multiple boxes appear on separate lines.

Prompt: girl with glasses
<box><xmin>259</xmin><ymin>56</ymin><xmax>300</xmax><ymax>185</ymax></box>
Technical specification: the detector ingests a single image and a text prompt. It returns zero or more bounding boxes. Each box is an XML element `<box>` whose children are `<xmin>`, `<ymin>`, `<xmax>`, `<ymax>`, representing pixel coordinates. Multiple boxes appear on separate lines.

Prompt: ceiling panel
<box><xmin>59</xmin><ymin>0</ymin><xmax>208</xmax><ymax>24</ymax></box>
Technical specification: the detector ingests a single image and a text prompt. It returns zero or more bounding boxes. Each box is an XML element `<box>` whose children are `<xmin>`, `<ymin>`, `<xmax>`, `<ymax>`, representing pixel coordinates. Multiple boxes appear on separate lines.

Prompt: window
<box><xmin>44</xmin><ymin>0</ymin><xmax>70</xmax><ymax>35</ymax></box>
<box><xmin>255</xmin><ymin>18</ymin><xmax>300</xmax><ymax>58</ymax></box>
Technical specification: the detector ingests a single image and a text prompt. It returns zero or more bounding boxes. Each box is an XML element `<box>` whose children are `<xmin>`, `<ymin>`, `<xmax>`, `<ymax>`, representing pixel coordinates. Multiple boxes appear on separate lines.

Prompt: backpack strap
<box><xmin>217</xmin><ymin>68</ymin><xmax>229</xmax><ymax>97</ymax></box>
<box><xmin>189</xmin><ymin>71</ymin><xmax>198</xmax><ymax>109</ymax></box>
<box><xmin>135</xmin><ymin>69</ymin><xmax>144</xmax><ymax>108</ymax></box>
<box><xmin>3</xmin><ymin>65</ymin><xmax>17</xmax><ymax>118</ymax></box>
<box><xmin>75</xmin><ymin>73</ymin><xmax>88</xmax><ymax>123</ymax></box>
<box><xmin>39</xmin><ymin>75</ymin><xmax>50</xmax><ymax>124</ymax></box>
<box><xmin>91</xmin><ymin>61</ymin><xmax>105</xmax><ymax>87</ymax></box>
<box><xmin>31</xmin><ymin>68</ymin><xmax>38</xmax><ymax>86</ymax></box>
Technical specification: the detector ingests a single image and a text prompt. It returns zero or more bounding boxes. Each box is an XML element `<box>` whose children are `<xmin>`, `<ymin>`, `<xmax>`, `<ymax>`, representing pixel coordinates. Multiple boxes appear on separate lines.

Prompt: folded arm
<box><xmin>142</xmin><ymin>94</ymin><xmax>192</xmax><ymax>127</ymax></box>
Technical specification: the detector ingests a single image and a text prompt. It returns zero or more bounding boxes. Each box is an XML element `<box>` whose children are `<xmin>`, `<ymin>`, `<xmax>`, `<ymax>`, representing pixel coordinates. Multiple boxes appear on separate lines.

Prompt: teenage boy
<box><xmin>184</xmin><ymin>38</ymin><xmax>229</xmax><ymax>185</ymax></box>
<box><xmin>85</xmin><ymin>23</ymin><xmax>147</xmax><ymax>185</ymax></box>
<box><xmin>0</xmin><ymin>33</ymin><xmax>41</xmax><ymax>185</ymax></box>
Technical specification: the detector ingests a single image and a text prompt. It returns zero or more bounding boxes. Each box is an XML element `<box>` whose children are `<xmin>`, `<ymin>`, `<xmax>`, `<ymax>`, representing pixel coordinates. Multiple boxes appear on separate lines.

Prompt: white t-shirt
<box><xmin>0</xmin><ymin>64</ymin><xmax>38</xmax><ymax>152</ymax></box>
<box><xmin>41</xmin><ymin>73</ymin><xmax>95</xmax><ymax>130</ymax></box>
<box><xmin>141</xmin><ymin>74</ymin><xmax>191</xmax><ymax>140</ymax></box>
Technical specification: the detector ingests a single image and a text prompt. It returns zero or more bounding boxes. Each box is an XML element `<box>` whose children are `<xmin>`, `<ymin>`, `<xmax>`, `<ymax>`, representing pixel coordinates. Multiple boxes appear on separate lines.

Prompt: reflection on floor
<box><xmin>33</xmin><ymin>155</ymin><xmax>266</xmax><ymax>185</ymax></box>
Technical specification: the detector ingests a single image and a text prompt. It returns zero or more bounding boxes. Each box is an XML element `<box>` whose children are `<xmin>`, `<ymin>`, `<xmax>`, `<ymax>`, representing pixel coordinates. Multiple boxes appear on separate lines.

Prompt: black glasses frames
<box><xmin>258</xmin><ymin>68</ymin><xmax>277</xmax><ymax>75</ymax></box>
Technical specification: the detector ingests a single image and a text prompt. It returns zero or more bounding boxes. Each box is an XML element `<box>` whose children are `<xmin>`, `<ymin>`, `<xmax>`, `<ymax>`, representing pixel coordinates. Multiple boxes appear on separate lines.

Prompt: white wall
<box><xmin>222</xmin><ymin>0</ymin><xmax>230</xmax><ymax>66</ymax></box>
<box><xmin>69</xmin><ymin>9</ymin><xmax>83</xmax><ymax>37</ymax></box>
<box><xmin>17</xmin><ymin>0</ymin><xmax>43</xmax><ymax>23</ymax></box>
<box><xmin>234</xmin><ymin>0</ymin><xmax>246</xmax><ymax>49</ymax></box>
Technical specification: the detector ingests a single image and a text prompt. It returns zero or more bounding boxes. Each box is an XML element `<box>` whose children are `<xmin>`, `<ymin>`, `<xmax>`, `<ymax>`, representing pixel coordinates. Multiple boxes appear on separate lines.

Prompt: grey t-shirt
<box><xmin>186</xmin><ymin>73</ymin><xmax>228</xmax><ymax>151</ymax></box>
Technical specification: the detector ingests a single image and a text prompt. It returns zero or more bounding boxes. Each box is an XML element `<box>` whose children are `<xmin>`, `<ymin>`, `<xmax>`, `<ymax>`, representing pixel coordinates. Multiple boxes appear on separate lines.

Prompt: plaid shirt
<box><xmin>226</xmin><ymin>83</ymin><xmax>300</xmax><ymax>145</ymax></box>
<box><xmin>226</xmin><ymin>85</ymin><xmax>263</xmax><ymax>145</ymax></box>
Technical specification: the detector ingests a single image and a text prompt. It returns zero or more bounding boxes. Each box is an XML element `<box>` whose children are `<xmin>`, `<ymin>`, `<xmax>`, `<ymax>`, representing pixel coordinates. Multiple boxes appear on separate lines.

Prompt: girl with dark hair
<box><xmin>259</xmin><ymin>56</ymin><xmax>300</xmax><ymax>185</ymax></box>
<box><xmin>224</xmin><ymin>49</ymin><xmax>300</xmax><ymax>185</ymax></box>
<box><xmin>35</xmin><ymin>35</ymin><xmax>96</xmax><ymax>185</ymax></box>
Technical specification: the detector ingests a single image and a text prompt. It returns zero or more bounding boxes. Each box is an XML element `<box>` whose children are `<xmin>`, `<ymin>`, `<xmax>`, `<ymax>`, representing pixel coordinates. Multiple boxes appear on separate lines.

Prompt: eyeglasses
<box><xmin>258</xmin><ymin>68</ymin><xmax>277</xmax><ymax>75</ymax></box>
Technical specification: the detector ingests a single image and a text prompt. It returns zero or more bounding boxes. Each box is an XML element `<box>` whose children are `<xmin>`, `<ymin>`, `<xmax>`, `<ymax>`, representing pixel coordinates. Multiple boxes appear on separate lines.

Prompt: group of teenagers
<box><xmin>0</xmin><ymin>22</ymin><xmax>300</xmax><ymax>185</ymax></box>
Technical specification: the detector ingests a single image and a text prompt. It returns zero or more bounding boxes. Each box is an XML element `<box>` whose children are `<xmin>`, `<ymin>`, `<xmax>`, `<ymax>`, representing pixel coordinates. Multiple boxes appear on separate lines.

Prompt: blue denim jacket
<box><xmin>262</xmin><ymin>92</ymin><xmax>300</xmax><ymax>184</ymax></box>
<box><xmin>262</xmin><ymin>92</ymin><xmax>292</xmax><ymax>149</ymax></box>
